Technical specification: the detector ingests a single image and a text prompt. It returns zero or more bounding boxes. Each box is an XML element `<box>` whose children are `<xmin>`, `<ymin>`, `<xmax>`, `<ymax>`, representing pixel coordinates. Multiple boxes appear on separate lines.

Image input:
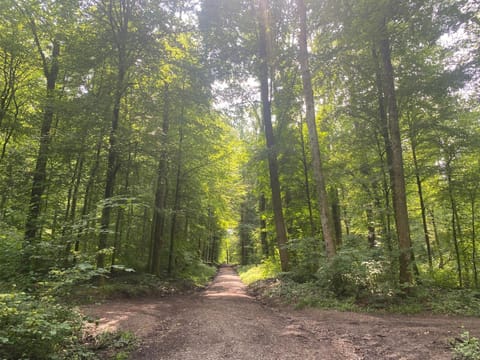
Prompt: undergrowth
<box><xmin>237</xmin><ymin>258</ymin><xmax>281</xmax><ymax>285</ymax></box>
<box><xmin>237</xmin><ymin>255</ymin><xmax>480</xmax><ymax>317</ymax></box>
<box><xmin>0</xmin><ymin>257</ymin><xmax>216</xmax><ymax>359</ymax></box>
<box><xmin>451</xmin><ymin>331</ymin><xmax>480</xmax><ymax>360</ymax></box>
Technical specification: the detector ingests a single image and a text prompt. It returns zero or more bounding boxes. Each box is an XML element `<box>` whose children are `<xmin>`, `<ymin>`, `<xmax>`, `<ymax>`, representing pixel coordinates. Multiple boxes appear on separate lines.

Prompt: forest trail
<box><xmin>83</xmin><ymin>266</ymin><xmax>480</xmax><ymax>359</ymax></box>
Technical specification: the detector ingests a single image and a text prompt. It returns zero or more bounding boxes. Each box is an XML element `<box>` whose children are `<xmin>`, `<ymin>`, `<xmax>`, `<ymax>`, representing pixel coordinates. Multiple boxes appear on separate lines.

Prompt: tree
<box><xmin>18</xmin><ymin>0</ymin><xmax>76</xmax><ymax>270</ymax></box>
<box><xmin>295</xmin><ymin>0</ymin><xmax>336</xmax><ymax>259</ymax></box>
<box><xmin>257</xmin><ymin>0</ymin><xmax>289</xmax><ymax>271</ymax></box>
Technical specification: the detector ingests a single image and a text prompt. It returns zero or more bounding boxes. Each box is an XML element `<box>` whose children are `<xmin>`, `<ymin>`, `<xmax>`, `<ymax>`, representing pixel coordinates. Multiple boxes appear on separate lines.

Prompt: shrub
<box><xmin>316</xmin><ymin>247</ymin><xmax>389</xmax><ymax>298</ymax></box>
<box><xmin>452</xmin><ymin>331</ymin><xmax>480</xmax><ymax>360</ymax></box>
<box><xmin>0</xmin><ymin>292</ymin><xmax>89</xmax><ymax>360</ymax></box>
<box><xmin>179</xmin><ymin>260</ymin><xmax>217</xmax><ymax>286</ymax></box>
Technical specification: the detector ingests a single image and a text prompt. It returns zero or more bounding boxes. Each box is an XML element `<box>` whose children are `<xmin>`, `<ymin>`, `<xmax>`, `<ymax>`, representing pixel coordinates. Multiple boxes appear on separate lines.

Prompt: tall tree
<box><xmin>377</xmin><ymin>18</ymin><xmax>413</xmax><ymax>285</ymax></box>
<box><xmin>295</xmin><ymin>0</ymin><xmax>336</xmax><ymax>259</ymax></box>
<box><xmin>257</xmin><ymin>0</ymin><xmax>289</xmax><ymax>271</ymax></box>
<box><xmin>20</xmin><ymin>2</ymin><xmax>65</xmax><ymax>269</ymax></box>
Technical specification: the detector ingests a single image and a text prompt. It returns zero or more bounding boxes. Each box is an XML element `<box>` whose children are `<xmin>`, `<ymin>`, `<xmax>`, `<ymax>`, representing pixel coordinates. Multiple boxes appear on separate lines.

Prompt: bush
<box><xmin>452</xmin><ymin>331</ymin><xmax>480</xmax><ymax>360</ymax></box>
<box><xmin>316</xmin><ymin>247</ymin><xmax>389</xmax><ymax>298</ymax></box>
<box><xmin>0</xmin><ymin>225</ymin><xmax>23</xmax><ymax>284</ymax></box>
<box><xmin>0</xmin><ymin>292</ymin><xmax>89</xmax><ymax>360</ymax></box>
<box><xmin>179</xmin><ymin>260</ymin><xmax>217</xmax><ymax>286</ymax></box>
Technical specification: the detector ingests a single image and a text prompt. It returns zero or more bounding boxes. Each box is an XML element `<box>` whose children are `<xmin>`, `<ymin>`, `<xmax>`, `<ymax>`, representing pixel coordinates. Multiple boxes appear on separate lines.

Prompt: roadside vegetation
<box><xmin>0</xmin><ymin>259</ymin><xmax>216</xmax><ymax>360</ymax></box>
<box><xmin>238</xmin><ymin>255</ymin><xmax>480</xmax><ymax>317</ymax></box>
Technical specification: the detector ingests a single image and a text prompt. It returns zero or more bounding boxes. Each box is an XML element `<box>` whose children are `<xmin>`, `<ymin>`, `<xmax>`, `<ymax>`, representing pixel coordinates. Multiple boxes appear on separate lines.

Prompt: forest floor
<box><xmin>81</xmin><ymin>266</ymin><xmax>480</xmax><ymax>359</ymax></box>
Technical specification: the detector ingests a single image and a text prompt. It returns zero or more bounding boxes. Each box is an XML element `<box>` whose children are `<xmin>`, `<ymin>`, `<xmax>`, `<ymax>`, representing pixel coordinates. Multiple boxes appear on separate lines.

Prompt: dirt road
<box><xmin>83</xmin><ymin>266</ymin><xmax>480</xmax><ymax>359</ymax></box>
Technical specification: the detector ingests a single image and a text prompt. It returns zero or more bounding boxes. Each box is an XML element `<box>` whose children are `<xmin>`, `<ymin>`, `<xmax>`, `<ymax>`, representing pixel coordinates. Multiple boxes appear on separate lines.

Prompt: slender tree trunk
<box><xmin>257</xmin><ymin>0</ymin><xmax>289</xmax><ymax>271</ymax></box>
<box><xmin>24</xmin><ymin>29</ymin><xmax>60</xmax><ymax>268</ymax></box>
<box><xmin>97</xmin><ymin>83</ymin><xmax>122</xmax><ymax>268</ymax></box>
<box><xmin>97</xmin><ymin>0</ymin><xmax>130</xmax><ymax>269</ymax></box>
<box><xmin>296</xmin><ymin>0</ymin><xmax>336</xmax><ymax>258</ymax></box>
<box><xmin>329</xmin><ymin>187</ymin><xmax>342</xmax><ymax>246</ymax></box>
<box><xmin>75</xmin><ymin>131</ymin><xmax>104</xmax><ymax>253</ymax></box>
<box><xmin>446</xmin><ymin>167</ymin><xmax>462</xmax><ymax>287</ymax></box>
<box><xmin>112</xmin><ymin>142</ymin><xmax>133</xmax><ymax>268</ymax></box>
<box><xmin>471</xmin><ymin>196</ymin><xmax>478</xmax><ymax>288</ymax></box>
<box><xmin>378</xmin><ymin>22</ymin><xmax>413</xmax><ymax>285</ymax></box>
<box><xmin>366</xmin><ymin>204</ymin><xmax>376</xmax><ymax>248</ymax></box>
<box><xmin>410</xmin><ymin>133</ymin><xmax>433</xmax><ymax>270</ymax></box>
<box><xmin>167</xmin><ymin>98</ymin><xmax>185</xmax><ymax>275</ymax></box>
<box><xmin>64</xmin><ymin>155</ymin><xmax>83</xmax><ymax>265</ymax></box>
<box><xmin>298</xmin><ymin>117</ymin><xmax>315</xmax><ymax>237</ymax></box>
<box><xmin>150</xmin><ymin>85</ymin><xmax>170</xmax><ymax>275</ymax></box>
<box><xmin>0</xmin><ymin>97</ymin><xmax>19</xmax><ymax>165</ymax></box>
<box><xmin>259</xmin><ymin>193</ymin><xmax>269</xmax><ymax>257</ymax></box>
<box><xmin>429</xmin><ymin>208</ymin><xmax>444</xmax><ymax>268</ymax></box>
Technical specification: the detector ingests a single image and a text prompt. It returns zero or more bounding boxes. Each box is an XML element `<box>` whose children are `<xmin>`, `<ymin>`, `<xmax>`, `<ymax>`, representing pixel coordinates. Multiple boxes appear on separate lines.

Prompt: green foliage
<box><xmin>44</xmin><ymin>262</ymin><xmax>110</xmax><ymax>297</ymax></box>
<box><xmin>452</xmin><ymin>332</ymin><xmax>480</xmax><ymax>360</ymax></box>
<box><xmin>286</xmin><ymin>237</ymin><xmax>322</xmax><ymax>282</ymax></box>
<box><xmin>427</xmin><ymin>289</ymin><xmax>480</xmax><ymax>316</ymax></box>
<box><xmin>179</xmin><ymin>260</ymin><xmax>217</xmax><ymax>287</ymax></box>
<box><xmin>87</xmin><ymin>331</ymin><xmax>137</xmax><ymax>360</ymax></box>
<box><xmin>238</xmin><ymin>258</ymin><xmax>281</xmax><ymax>285</ymax></box>
<box><xmin>0</xmin><ymin>224</ymin><xmax>23</xmax><ymax>283</ymax></box>
<box><xmin>316</xmin><ymin>245</ymin><xmax>391</xmax><ymax>298</ymax></box>
<box><xmin>0</xmin><ymin>292</ymin><xmax>89</xmax><ymax>360</ymax></box>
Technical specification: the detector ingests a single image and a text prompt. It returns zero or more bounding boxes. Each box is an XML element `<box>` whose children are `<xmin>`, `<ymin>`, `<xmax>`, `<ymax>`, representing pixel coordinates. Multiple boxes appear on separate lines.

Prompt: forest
<box><xmin>1</xmin><ymin>0</ymin><xmax>480</xmax><ymax>358</ymax></box>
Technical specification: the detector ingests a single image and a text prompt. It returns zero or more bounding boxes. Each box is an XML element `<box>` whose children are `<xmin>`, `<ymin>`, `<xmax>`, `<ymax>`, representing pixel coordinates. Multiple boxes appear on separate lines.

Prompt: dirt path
<box><xmin>82</xmin><ymin>266</ymin><xmax>480</xmax><ymax>359</ymax></box>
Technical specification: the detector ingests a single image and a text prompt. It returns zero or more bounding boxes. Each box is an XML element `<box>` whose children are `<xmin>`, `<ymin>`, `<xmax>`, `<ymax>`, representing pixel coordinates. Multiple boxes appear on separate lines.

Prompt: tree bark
<box><xmin>150</xmin><ymin>85</ymin><xmax>170</xmax><ymax>275</ymax></box>
<box><xmin>410</xmin><ymin>129</ymin><xmax>433</xmax><ymax>270</ymax></box>
<box><xmin>97</xmin><ymin>0</ymin><xmax>131</xmax><ymax>269</ymax></box>
<box><xmin>259</xmin><ymin>194</ymin><xmax>269</xmax><ymax>257</ymax></box>
<box><xmin>167</xmin><ymin>114</ymin><xmax>184</xmax><ymax>275</ymax></box>
<box><xmin>296</xmin><ymin>0</ymin><xmax>336</xmax><ymax>259</ymax></box>
<box><xmin>429</xmin><ymin>208</ymin><xmax>444</xmax><ymax>269</ymax></box>
<box><xmin>471</xmin><ymin>196</ymin><xmax>478</xmax><ymax>288</ymax></box>
<box><xmin>23</xmin><ymin>21</ymin><xmax>60</xmax><ymax>268</ymax></box>
<box><xmin>373</xmin><ymin>46</ymin><xmax>394</xmax><ymax>256</ymax></box>
<box><xmin>257</xmin><ymin>0</ymin><xmax>289</xmax><ymax>271</ymax></box>
<box><xmin>378</xmin><ymin>22</ymin><xmax>413</xmax><ymax>285</ymax></box>
<box><xmin>298</xmin><ymin>117</ymin><xmax>315</xmax><ymax>237</ymax></box>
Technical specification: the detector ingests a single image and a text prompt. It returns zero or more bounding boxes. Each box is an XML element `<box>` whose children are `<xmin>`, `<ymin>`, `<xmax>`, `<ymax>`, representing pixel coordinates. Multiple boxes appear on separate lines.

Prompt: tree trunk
<box><xmin>429</xmin><ymin>208</ymin><xmax>444</xmax><ymax>269</ymax></box>
<box><xmin>112</xmin><ymin>144</ymin><xmax>132</xmax><ymax>268</ymax></box>
<box><xmin>378</xmin><ymin>22</ymin><xmax>413</xmax><ymax>285</ymax></box>
<box><xmin>366</xmin><ymin>204</ymin><xmax>376</xmax><ymax>248</ymax></box>
<box><xmin>97</xmin><ymin>0</ymin><xmax>130</xmax><ymax>269</ymax></box>
<box><xmin>471</xmin><ymin>197</ymin><xmax>478</xmax><ymax>288</ymax></box>
<box><xmin>257</xmin><ymin>0</ymin><xmax>289</xmax><ymax>271</ymax></box>
<box><xmin>296</xmin><ymin>0</ymin><xmax>336</xmax><ymax>258</ymax></box>
<box><xmin>75</xmin><ymin>131</ymin><xmax>104</xmax><ymax>253</ymax></box>
<box><xmin>259</xmin><ymin>193</ymin><xmax>269</xmax><ymax>257</ymax></box>
<box><xmin>410</xmin><ymin>131</ymin><xmax>433</xmax><ymax>270</ymax></box>
<box><xmin>64</xmin><ymin>154</ymin><xmax>83</xmax><ymax>265</ymax></box>
<box><xmin>167</xmin><ymin>122</ymin><xmax>184</xmax><ymax>275</ymax></box>
<box><xmin>373</xmin><ymin>46</ymin><xmax>395</xmax><ymax>256</ymax></box>
<box><xmin>150</xmin><ymin>85</ymin><xmax>170</xmax><ymax>275</ymax></box>
<box><xmin>298</xmin><ymin>117</ymin><xmax>315</xmax><ymax>237</ymax></box>
<box><xmin>24</xmin><ymin>28</ymin><xmax>60</xmax><ymax>268</ymax></box>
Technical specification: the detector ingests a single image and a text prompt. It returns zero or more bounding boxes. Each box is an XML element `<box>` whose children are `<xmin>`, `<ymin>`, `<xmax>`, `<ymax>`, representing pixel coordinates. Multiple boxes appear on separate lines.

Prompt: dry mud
<box><xmin>82</xmin><ymin>266</ymin><xmax>480</xmax><ymax>359</ymax></box>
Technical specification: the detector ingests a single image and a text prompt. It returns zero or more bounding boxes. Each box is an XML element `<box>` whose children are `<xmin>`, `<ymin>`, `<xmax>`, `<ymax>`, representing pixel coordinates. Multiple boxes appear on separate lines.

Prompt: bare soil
<box><xmin>82</xmin><ymin>266</ymin><xmax>480</xmax><ymax>359</ymax></box>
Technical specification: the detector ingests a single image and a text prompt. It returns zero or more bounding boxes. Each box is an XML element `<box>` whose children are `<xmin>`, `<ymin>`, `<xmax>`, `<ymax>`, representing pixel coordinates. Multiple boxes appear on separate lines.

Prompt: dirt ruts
<box><xmin>82</xmin><ymin>266</ymin><xmax>480</xmax><ymax>359</ymax></box>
